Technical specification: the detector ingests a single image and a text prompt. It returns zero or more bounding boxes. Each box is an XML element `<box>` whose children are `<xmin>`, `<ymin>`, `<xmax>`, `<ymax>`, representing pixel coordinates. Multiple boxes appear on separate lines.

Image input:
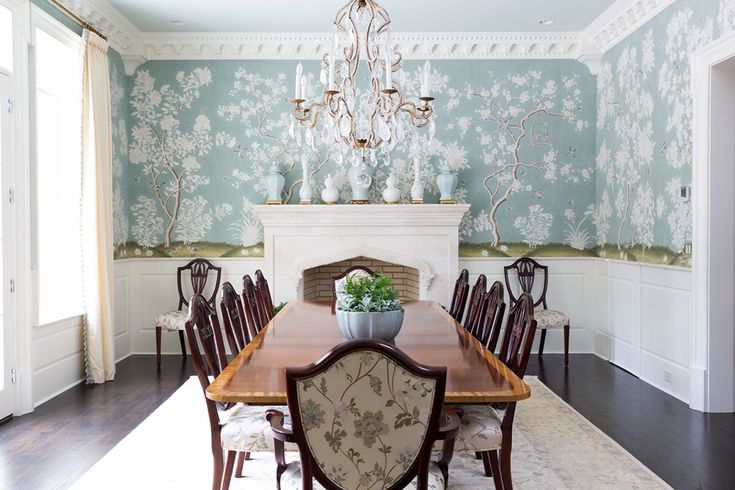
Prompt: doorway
<box><xmin>692</xmin><ymin>33</ymin><xmax>735</xmax><ymax>413</ymax></box>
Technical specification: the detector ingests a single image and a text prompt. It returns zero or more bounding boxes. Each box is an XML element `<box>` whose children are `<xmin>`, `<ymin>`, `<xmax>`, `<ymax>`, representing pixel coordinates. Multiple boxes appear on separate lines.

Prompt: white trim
<box><xmin>581</xmin><ymin>0</ymin><xmax>677</xmax><ymax>53</ymax></box>
<box><xmin>48</xmin><ymin>0</ymin><xmax>681</xmax><ymax>68</ymax></box>
<box><xmin>691</xmin><ymin>32</ymin><xmax>735</xmax><ymax>412</ymax></box>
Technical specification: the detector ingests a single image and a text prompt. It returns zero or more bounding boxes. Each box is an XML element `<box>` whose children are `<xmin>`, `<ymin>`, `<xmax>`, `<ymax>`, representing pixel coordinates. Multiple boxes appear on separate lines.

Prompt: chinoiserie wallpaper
<box><xmin>110</xmin><ymin>0</ymin><xmax>735</xmax><ymax>266</ymax></box>
<box><xmin>116</xmin><ymin>59</ymin><xmax>598</xmax><ymax>260</ymax></box>
<box><xmin>595</xmin><ymin>0</ymin><xmax>735</xmax><ymax>267</ymax></box>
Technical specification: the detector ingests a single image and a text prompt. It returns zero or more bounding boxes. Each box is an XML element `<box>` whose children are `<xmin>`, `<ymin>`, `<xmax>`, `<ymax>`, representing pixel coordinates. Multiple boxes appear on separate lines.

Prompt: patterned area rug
<box><xmin>72</xmin><ymin>377</ymin><xmax>669</xmax><ymax>489</ymax></box>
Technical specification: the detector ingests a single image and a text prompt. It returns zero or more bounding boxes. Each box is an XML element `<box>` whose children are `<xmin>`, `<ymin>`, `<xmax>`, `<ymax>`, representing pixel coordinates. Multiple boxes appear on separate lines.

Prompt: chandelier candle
<box><xmin>288</xmin><ymin>0</ymin><xmax>435</xmax><ymax>154</ymax></box>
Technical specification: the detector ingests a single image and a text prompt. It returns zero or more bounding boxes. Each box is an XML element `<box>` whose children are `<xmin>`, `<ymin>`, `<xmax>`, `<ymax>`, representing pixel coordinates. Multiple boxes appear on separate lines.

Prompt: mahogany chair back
<box><xmin>176</xmin><ymin>258</ymin><xmax>222</xmax><ymax>309</ymax></box>
<box><xmin>242</xmin><ymin>275</ymin><xmax>266</xmax><ymax>334</ymax></box>
<box><xmin>448</xmin><ymin>269</ymin><xmax>470</xmax><ymax>322</ymax></box>
<box><xmin>503</xmin><ymin>257</ymin><xmax>548</xmax><ymax>309</ymax></box>
<box><xmin>497</xmin><ymin>292</ymin><xmax>537</xmax><ymax>378</ymax></box>
<box><xmin>284</xmin><ymin>339</ymin><xmax>449</xmax><ymax>490</ymax></box>
<box><xmin>185</xmin><ymin>294</ymin><xmax>230</xmax><ymax>412</ymax></box>
<box><xmin>331</xmin><ymin>265</ymin><xmax>377</xmax><ymax>301</ymax></box>
<box><xmin>255</xmin><ymin>270</ymin><xmax>275</xmax><ymax>322</ymax></box>
<box><xmin>220</xmin><ymin>282</ymin><xmax>250</xmax><ymax>355</ymax></box>
<box><xmin>475</xmin><ymin>281</ymin><xmax>506</xmax><ymax>351</ymax></box>
<box><xmin>463</xmin><ymin>274</ymin><xmax>487</xmax><ymax>332</ymax></box>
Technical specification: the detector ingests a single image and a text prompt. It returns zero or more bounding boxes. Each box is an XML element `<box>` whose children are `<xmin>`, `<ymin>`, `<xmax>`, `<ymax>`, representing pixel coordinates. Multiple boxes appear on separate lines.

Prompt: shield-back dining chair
<box><xmin>266</xmin><ymin>339</ymin><xmax>462</xmax><ymax>489</ymax></box>
<box><xmin>154</xmin><ymin>258</ymin><xmax>221</xmax><ymax>369</ymax></box>
<box><xmin>185</xmin><ymin>293</ymin><xmax>293</xmax><ymax>490</ymax></box>
<box><xmin>504</xmin><ymin>257</ymin><xmax>570</xmax><ymax>366</ymax></box>
<box><xmin>448</xmin><ymin>269</ymin><xmax>470</xmax><ymax>323</ymax></box>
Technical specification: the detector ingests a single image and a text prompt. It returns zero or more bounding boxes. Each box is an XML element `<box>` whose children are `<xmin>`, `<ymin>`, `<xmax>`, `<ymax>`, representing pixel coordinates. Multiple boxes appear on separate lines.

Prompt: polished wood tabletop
<box><xmin>207</xmin><ymin>301</ymin><xmax>531</xmax><ymax>405</ymax></box>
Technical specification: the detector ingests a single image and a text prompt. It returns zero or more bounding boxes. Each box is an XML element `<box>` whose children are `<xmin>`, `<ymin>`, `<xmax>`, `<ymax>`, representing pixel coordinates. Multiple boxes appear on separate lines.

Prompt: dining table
<box><xmin>207</xmin><ymin>300</ymin><xmax>531</xmax><ymax>405</ymax></box>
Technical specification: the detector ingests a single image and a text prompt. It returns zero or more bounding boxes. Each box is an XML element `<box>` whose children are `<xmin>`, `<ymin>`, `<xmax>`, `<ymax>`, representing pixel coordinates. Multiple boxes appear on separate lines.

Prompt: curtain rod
<box><xmin>47</xmin><ymin>0</ymin><xmax>108</xmax><ymax>41</ymax></box>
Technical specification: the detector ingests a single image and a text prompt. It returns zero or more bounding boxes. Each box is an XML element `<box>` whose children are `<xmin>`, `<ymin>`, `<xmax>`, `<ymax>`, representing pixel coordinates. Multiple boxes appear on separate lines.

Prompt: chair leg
<box><xmin>537</xmin><ymin>328</ymin><xmax>547</xmax><ymax>357</ymax></box>
<box><xmin>489</xmin><ymin>450</ymin><xmax>503</xmax><ymax>489</ymax></box>
<box><xmin>155</xmin><ymin>326</ymin><xmax>162</xmax><ymax>369</ymax></box>
<box><xmin>481</xmin><ymin>451</ymin><xmax>493</xmax><ymax>477</ymax></box>
<box><xmin>274</xmin><ymin>439</ymin><xmax>288</xmax><ymax>490</ymax></box>
<box><xmin>212</xmin><ymin>448</ymin><xmax>224</xmax><ymax>490</ymax></box>
<box><xmin>221</xmin><ymin>450</ymin><xmax>236</xmax><ymax>490</ymax></box>
<box><xmin>178</xmin><ymin>330</ymin><xmax>187</xmax><ymax>361</ymax></box>
<box><xmin>500</xmin><ymin>432</ymin><xmax>513</xmax><ymax>490</ymax></box>
<box><xmin>564</xmin><ymin>324</ymin><xmax>570</xmax><ymax>366</ymax></box>
<box><xmin>234</xmin><ymin>451</ymin><xmax>246</xmax><ymax>478</ymax></box>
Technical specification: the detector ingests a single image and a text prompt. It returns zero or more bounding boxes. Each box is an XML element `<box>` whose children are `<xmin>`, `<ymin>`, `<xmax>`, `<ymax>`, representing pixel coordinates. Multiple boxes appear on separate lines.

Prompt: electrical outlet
<box><xmin>664</xmin><ymin>370</ymin><xmax>673</xmax><ymax>383</ymax></box>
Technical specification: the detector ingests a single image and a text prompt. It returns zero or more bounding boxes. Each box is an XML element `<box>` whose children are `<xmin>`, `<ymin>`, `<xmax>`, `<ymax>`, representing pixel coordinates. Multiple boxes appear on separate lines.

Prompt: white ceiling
<box><xmin>106</xmin><ymin>0</ymin><xmax>617</xmax><ymax>33</ymax></box>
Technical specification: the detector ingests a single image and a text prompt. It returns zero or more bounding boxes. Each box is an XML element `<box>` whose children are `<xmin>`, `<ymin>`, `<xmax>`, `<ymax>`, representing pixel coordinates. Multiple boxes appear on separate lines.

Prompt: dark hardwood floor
<box><xmin>0</xmin><ymin>354</ymin><xmax>733</xmax><ymax>489</ymax></box>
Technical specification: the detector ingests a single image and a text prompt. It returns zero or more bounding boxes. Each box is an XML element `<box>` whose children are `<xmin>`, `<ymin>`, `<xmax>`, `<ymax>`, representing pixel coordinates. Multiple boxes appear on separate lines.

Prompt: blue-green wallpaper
<box><xmin>118</xmin><ymin>59</ymin><xmax>597</xmax><ymax>259</ymax></box>
<box><xmin>595</xmin><ymin>0</ymin><xmax>735</xmax><ymax>266</ymax></box>
<box><xmin>111</xmin><ymin>0</ymin><xmax>735</xmax><ymax>265</ymax></box>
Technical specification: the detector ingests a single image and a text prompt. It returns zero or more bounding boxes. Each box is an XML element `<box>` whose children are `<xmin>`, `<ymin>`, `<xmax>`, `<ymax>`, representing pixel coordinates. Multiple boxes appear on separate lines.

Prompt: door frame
<box><xmin>691</xmin><ymin>32</ymin><xmax>735</xmax><ymax>413</ymax></box>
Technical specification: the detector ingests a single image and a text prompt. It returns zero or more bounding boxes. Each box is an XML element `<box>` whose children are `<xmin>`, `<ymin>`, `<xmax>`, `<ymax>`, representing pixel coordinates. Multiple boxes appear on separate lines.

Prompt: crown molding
<box><xmin>54</xmin><ymin>0</ymin><xmax>141</xmax><ymax>54</ymax></box>
<box><xmin>137</xmin><ymin>32</ymin><xmax>582</xmax><ymax>61</ymax></box>
<box><xmin>582</xmin><ymin>0</ymin><xmax>677</xmax><ymax>53</ymax></box>
<box><xmin>58</xmin><ymin>0</ymin><xmax>679</xmax><ymax>74</ymax></box>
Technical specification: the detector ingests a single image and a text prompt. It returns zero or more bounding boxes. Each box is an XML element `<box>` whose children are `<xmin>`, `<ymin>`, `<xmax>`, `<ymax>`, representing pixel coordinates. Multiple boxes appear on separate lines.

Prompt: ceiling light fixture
<box><xmin>170</xmin><ymin>19</ymin><xmax>184</xmax><ymax>25</ymax></box>
<box><xmin>288</xmin><ymin>0</ymin><xmax>435</xmax><ymax>160</ymax></box>
<box><xmin>537</xmin><ymin>19</ymin><xmax>555</xmax><ymax>26</ymax></box>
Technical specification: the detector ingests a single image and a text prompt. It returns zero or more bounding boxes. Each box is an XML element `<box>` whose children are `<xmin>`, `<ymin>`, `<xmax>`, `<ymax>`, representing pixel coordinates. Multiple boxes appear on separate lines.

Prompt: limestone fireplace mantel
<box><xmin>253</xmin><ymin>204</ymin><xmax>470</xmax><ymax>304</ymax></box>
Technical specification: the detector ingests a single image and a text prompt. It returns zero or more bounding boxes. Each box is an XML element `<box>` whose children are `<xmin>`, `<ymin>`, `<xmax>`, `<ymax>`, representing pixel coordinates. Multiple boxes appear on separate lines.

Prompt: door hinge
<box><xmin>10</xmin><ymin>369</ymin><xmax>15</xmax><ymax>384</ymax></box>
<box><xmin>8</xmin><ymin>188</ymin><xmax>14</xmax><ymax>204</ymax></box>
<box><xmin>9</xmin><ymin>279</ymin><xmax>14</xmax><ymax>294</ymax></box>
<box><xmin>6</xmin><ymin>98</ymin><xmax>11</xmax><ymax>114</ymax></box>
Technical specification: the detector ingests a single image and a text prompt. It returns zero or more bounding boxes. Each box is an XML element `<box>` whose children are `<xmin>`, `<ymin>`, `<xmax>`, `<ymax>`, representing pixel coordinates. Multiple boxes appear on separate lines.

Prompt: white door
<box><xmin>0</xmin><ymin>71</ymin><xmax>15</xmax><ymax>419</ymax></box>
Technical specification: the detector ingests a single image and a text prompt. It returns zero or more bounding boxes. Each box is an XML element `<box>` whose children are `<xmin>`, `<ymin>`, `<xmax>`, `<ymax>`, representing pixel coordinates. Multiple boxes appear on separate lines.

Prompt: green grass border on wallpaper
<box><xmin>113</xmin><ymin>240</ymin><xmax>691</xmax><ymax>268</ymax></box>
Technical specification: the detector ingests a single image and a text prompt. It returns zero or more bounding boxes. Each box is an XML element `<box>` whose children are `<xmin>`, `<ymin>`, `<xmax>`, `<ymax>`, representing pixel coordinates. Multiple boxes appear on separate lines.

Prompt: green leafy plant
<box><xmin>338</xmin><ymin>274</ymin><xmax>403</xmax><ymax>313</ymax></box>
<box><xmin>274</xmin><ymin>302</ymin><xmax>288</xmax><ymax>315</ymax></box>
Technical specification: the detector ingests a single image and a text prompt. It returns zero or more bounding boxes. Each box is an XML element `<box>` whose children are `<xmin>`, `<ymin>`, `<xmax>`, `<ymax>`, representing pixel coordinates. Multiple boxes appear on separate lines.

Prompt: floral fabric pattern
<box><xmin>534</xmin><ymin>309</ymin><xmax>569</xmax><ymax>330</ymax></box>
<box><xmin>154</xmin><ymin>310</ymin><xmax>188</xmax><ymax>331</ymax></box>
<box><xmin>294</xmin><ymin>351</ymin><xmax>440</xmax><ymax>489</ymax></box>
<box><xmin>220</xmin><ymin>404</ymin><xmax>296</xmax><ymax>453</ymax></box>
<box><xmin>438</xmin><ymin>405</ymin><xmax>504</xmax><ymax>452</ymax></box>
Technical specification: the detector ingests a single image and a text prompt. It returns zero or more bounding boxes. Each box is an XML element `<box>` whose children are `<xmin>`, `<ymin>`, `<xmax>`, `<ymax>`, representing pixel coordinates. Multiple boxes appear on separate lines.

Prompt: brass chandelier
<box><xmin>288</xmin><ymin>0</ymin><xmax>435</xmax><ymax>156</ymax></box>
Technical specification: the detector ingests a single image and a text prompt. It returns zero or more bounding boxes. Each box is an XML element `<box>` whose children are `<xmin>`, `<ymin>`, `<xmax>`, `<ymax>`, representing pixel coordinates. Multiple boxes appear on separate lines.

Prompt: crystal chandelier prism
<box><xmin>288</xmin><ymin>0</ymin><xmax>435</xmax><ymax>160</ymax></box>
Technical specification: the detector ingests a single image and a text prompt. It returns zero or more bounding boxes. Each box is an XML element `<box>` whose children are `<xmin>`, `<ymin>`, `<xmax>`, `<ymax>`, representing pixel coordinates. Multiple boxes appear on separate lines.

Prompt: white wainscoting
<box><xmin>108</xmin><ymin>256</ymin><xmax>694</xmax><ymax>406</ymax></box>
<box><xmin>31</xmin><ymin>315</ymin><xmax>84</xmax><ymax>407</ymax></box>
<box><xmin>120</xmin><ymin>258</ymin><xmax>265</xmax><ymax>355</ymax></box>
<box><xmin>594</xmin><ymin>260</ymin><xmax>692</xmax><ymax>403</ymax></box>
<box><xmin>460</xmin><ymin>258</ymin><xmax>597</xmax><ymax>355</ymax></box>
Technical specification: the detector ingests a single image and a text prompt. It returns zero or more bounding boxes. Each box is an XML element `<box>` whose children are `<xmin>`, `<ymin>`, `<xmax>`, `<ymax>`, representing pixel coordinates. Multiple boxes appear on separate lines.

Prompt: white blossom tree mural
<box><xmin>597</xmin><ymin>32</ymin><xmax>656</xmax><ymax>249</ymax></box>
<box><xmin>468</xmin><ymin>71</ymin><xmax>590</xmax><ymax>246</ymax></box>
<box><xmin>129</xmin><ymin>68</ymin><xmax>214</xmax><ymax>248</ymax></box>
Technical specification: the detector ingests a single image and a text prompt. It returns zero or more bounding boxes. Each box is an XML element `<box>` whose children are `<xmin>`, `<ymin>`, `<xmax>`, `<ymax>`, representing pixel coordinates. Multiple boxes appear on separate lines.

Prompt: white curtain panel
<box><xmin>81</xmin><ymin>30</ymin><xmax>115</xmax><ymax>383</ymax></box>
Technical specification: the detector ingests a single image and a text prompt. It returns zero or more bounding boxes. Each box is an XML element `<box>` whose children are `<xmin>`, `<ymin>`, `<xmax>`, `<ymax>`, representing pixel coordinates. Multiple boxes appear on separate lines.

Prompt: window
<box><xmin>0</xmin><ymin>4</ymin><xmax>12</xmax><ymax>74</ymax></box>
<box><xmin>34</xmin><ymin>17</ymin><xmax>83</xmax><ymax>324</ymax></box>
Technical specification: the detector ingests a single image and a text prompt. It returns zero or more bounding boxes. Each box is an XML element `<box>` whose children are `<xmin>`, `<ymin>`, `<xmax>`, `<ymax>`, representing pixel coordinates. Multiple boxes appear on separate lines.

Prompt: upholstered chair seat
<box><xmin>440</xmin><ymin>405</ymin><xmax>504</xmax><ymax>452</ymax></box>
<box><xmin>220</xmin><ymin>405</ymin><xmax>296</xmax><ymax>453</ymax></box>
<box><xmin>154</xmin><ymin>310</ymin><xmax>188</xmax><ymax>331</ymax></box>
<box><xmin>277</xmin><ymin>461</ymin><xmax>447</xmax><ymax>489</ymax></box>
<box><xmin>533</xmin><ymin>309</ymin><xmax>569</xmax><ymax>330</ymax></box>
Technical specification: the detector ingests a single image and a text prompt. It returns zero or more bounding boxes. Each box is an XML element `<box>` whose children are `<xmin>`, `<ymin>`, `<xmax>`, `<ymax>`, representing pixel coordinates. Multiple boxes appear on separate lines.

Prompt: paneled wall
<box><xmin>594</xmin><ymin>261</ymin><xmax>692</xmax><ymax>402</ymax></box>
<box><xmin>111</xmin><ymin>257</ymin><xmax>693</xmax><ymax>404</ymax></box>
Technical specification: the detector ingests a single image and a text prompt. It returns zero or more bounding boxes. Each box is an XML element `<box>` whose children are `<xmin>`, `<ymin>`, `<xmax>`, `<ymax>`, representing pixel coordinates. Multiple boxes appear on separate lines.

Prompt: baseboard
<box><xmin>33</xmin><ymin>377</ymin><xmax>85</xmax><ymax>408</ymax></box>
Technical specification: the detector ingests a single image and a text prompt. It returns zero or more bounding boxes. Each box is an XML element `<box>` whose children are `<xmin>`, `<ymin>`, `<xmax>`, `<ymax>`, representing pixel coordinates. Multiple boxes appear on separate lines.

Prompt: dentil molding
<box><xmin>61</xmin><ymin>0</ymin><xmax>675</xmax><ymax>75</ymax></box>
<box><xmin>582</xmin><ymin>0</ymin><xmax>677</xmax><ymax>53</ymax></box>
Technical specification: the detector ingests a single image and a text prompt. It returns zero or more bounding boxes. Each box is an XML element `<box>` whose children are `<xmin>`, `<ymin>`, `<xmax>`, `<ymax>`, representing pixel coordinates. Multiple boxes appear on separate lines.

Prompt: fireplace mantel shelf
<box><xmin>253</xmin><ymin>204</ymin><xmax>471</xmax><ymax>227</ymax></box>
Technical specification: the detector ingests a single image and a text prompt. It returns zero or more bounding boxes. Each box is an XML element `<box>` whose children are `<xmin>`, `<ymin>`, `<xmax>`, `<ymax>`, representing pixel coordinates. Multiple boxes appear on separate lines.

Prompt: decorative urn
<box><xmin>264</xmin><ymin>164</ymin><xmax>285</xmax><ymax>205</ymax></box>
<box><xmin>348</xmin><ymin>163</ymin><xmax>374</xmax><ymax>204</ymax></box>
<box><xmin>321</xmin><ymin>174</ymin><xmax>339</xmax><ymax>204</ymax></box>
<box><xmin>436</xmin><ymin>168</ymin><xmax>458</xmax><ymax>204</ymax></box>
<box><xmin>382</xmin><ymin>173</ymin><xmax>401</xmax><ymax>204</ymax></box>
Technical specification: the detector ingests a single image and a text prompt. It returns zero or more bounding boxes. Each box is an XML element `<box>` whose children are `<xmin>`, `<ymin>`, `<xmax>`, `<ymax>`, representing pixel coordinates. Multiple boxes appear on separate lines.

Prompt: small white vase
<box><xmin>263</xmin><ymin>165</ymin><xmax>285</xmax><ymax>204</ymax></box>
<box><xmin>299</xmin><ymin>156</ymin><xmax>312</xmax><ymax>204</ymax></box>
<box><xmin>436</xmin><ymin>169</ymin><xmax>458</xmax><ymax>203</ymax></box>
<box><xmin>382</xmin><ymin>173</ymin><xmax>401</xmax><ymax>204</ymax></box>
<box><xmin>321</xmin><ymin>174</ymin><xmax>339</xmax><ymax>204</ymax></box>
<box><xmin>348</xmin><ymin>164</ymin><xmax>373</xmax><ymax>204</ymax></box>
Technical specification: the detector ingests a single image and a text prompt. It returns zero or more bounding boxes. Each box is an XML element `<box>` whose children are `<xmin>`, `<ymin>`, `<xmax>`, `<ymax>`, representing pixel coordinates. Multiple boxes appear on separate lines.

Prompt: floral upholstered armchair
<box><xmin>267</xmin><ymin>340</ymin><xmax>461</xmax><ymax>490</ymax></box>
